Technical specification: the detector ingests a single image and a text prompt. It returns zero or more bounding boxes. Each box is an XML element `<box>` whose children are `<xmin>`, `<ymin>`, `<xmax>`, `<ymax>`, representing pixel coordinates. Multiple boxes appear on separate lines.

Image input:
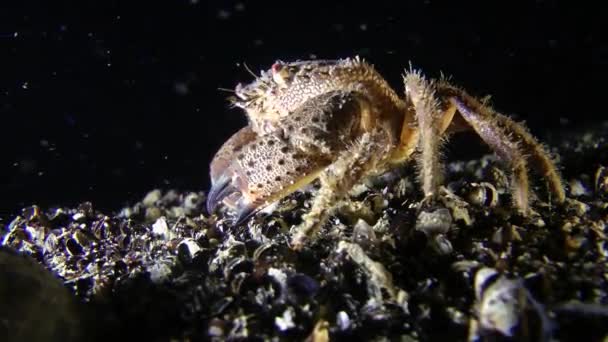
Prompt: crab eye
<box><xmin>271</xmin><ymin>60</ymin><xmax>286</xmax><ymax>74</ymax></box>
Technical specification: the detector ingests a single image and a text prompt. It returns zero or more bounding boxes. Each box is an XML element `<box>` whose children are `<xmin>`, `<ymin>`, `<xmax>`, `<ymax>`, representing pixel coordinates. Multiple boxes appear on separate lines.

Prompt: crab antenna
<box><xmin>217</xmin><ymin>87</ymin><xmax>235</xmax><ymax>93</ymax></box>
<box><xmin>242</xmin><ymin>62</ymin><xmax>259</xmax><ymax>79</ymax></box>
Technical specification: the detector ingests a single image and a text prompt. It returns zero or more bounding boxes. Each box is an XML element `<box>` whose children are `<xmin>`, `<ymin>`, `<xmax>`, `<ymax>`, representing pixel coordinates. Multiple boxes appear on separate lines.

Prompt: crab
<box><xmin>206</xmin><ymin>57</ymin><xmax>565</xmax><ymax>249</ymax></box>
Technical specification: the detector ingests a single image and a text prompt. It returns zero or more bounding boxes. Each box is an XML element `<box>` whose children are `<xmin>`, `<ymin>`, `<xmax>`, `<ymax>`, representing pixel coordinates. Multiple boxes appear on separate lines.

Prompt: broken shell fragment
<box><xmin>415</xmin><ymin>208</ymin><xmax>452</xmax><ymax>236</ymax></box>
<box><xmin>466</xmin><ymin>182</ymin><xmax>498</xmax><ymax>208</ymax></box>
<box><xmin>470</xmin><ymin>267</ymin><xmax>552</xmax><ymax>341</ymax></box>
<box><xmin>471</xmin><ymin>268</ymin><xmax>525</xmax><ymax>338</ymax></box>
<box><xmin>595</xmin><ymin>165</ymin><xmax>608</xmax><ymax>197</ymax></box>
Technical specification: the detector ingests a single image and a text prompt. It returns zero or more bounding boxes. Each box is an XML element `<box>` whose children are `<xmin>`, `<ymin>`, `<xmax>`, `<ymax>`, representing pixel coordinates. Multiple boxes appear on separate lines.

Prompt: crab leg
<box><xmin>403</xmin><ymin>71</ymin><xmax>457</xmax><ymax>201</ymax></box>
<box><xmin>291</xmin><ymin>131</ymin><xmax>391</xmax><ymax>249</ymax></box>
<box><xmin>438</xmin><ymin>84</ymin><xmax>566</xmax><ymax>211</ymax></box>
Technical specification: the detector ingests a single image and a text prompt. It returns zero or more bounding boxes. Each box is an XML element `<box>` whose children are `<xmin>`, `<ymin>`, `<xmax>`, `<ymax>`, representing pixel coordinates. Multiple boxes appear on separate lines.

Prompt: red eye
<box><xmin>271</xmin><ymin>62</ymin><xmax>283</xmax><ymax>74</ymax></box>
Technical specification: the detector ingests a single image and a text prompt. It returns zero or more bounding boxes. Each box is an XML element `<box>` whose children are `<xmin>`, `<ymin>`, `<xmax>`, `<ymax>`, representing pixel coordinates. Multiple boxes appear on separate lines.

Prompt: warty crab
<box><xmin>206</xmin><ymin>57</ymin><xmax>565</xmax><ymax>249</ymax></box>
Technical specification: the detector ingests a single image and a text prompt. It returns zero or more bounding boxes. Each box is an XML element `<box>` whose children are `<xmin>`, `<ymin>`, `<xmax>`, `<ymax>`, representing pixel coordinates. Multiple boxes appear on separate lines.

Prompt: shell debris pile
<box><xmin>2</xmin><ymin>122</ymin><xmax>608</xmax><ymax>341</ymax></box>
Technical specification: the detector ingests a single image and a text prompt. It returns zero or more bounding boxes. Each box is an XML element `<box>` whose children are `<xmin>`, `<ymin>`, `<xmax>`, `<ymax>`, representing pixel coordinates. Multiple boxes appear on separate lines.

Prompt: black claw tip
<box><xmin>206</xmin><ymin>176</ymin><xmax>234</xmax><ymax>214</ymax></box>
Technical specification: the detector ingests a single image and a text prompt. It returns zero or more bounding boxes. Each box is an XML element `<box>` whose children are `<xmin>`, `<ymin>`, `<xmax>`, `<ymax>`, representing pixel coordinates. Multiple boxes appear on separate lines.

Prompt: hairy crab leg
<box><xmin>291</xmin><ymin>131</ymin><xmax>391</xmax><ymax>249</ymax></box>
<box><xmin>403</xmin><ymin>70</ymin><xmax>457</xmax><ymax>201</ymax></box>
<box><xmin>438</xmin><ymin>83</ymin><xmax>566</xmax><ymax>211</ymax></box>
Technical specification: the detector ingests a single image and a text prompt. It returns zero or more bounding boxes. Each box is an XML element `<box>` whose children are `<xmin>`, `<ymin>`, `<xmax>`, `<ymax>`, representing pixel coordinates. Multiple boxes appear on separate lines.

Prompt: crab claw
<box><xmin>207</xmin><ymin>129</ymin><xmax>330</xmax><ymax>225</ymax></box>
<box><xmin>206</xmin><ymin>174</ymin><xmax>234</xmax><ymax>214</ymax></box>
<box><xmin>228</xmin><ymin>193</ymin><xmax>259</xmax><ymax>225</ymax></box>
<box><xmin>207</xmin><ymin>182</ymin><xmax>256</xmax><ymax>224</ymax></box>
<box><xmin>208</xmin><ymin>165</ymin><xmax>262</xmax><ymax>225</ymax></box>
<box><xmin>208</xmin><ymin>91</ymin><xmax>363</xmax><ymax>224</ymax></box>
<box><xmin>208</xmin><ymin>172</ymin><xmax>263</xmax><ymax>224</ymax></box>
<box><xmin>207</xmin><ymin>126</ymin><xmax>257</xmax><ymax>215</ymax></box>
